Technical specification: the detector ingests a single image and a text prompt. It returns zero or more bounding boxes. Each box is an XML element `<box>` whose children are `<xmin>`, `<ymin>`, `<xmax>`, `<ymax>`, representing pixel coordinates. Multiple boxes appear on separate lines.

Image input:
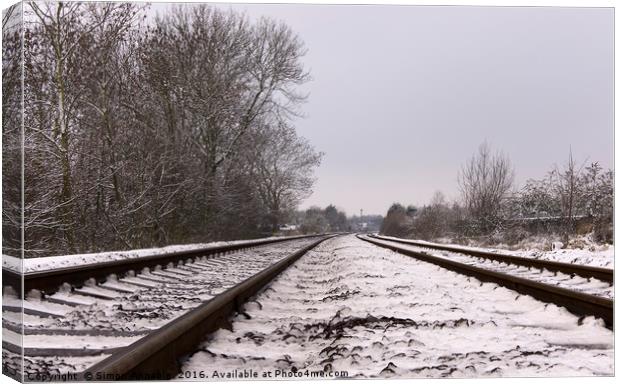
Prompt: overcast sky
<box><xmin>154</xmin><ymin>3</ymin><xmax>613</xmax><ymax>216</ymax></box>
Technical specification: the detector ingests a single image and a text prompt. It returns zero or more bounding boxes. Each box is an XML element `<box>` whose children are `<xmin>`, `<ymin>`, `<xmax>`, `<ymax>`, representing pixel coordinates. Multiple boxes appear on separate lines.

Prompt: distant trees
<box><xmin>381</xmin><ymin>196</ymin><xmax>461</xmax><ymax>240</ymax></box>
<box><xmin>324</xmin><ymin>205</ymin><xmax>348</xmax><ymax>232</ymax></box>
<box><xmin>552</xmin><ymin>151</ymin><xmax>582</xmax><ymax>243</ymax></box>
<box><xmin>410</xmin><ymin>191</ymin><xmax>453</xmax><ymax>239</ymax></box>
<box><xmin>298</xmin><ymin>205</ymin><xmax>348</xmax><ymax>234</ymax></box>
<box><xmin>582</xmin><ymin>162</ymin><xmax>613</xmax><ymax>242</ymax></box>
<box><xmin>379</xmin><ymin>203</ymin><xmax>413</xmax><ymax>237</ymax></box>
<box><xmin>12</xmin><ymin>3</ymin><xmax>320</xmax><ymax>256</ymax></box>
<box><xmin>519</xmin><ymin>174</ymin><xmax>558</xmax><ymax>219</ymax></box>
<box><xmin>458</xmin><ymin>142</ymin><xmax>514</xmax><ymax>233</ymax></box>
<box><xmin>299</xmin><ymin>207</ymin><xmax>329</xmax><ymax>234</ymax></box>
<box><xmin>380</xmin><ymin>144</ymin><xmax>612</xmax><ymax>245</ymax></box>
<box><xmin>519</xmin><ymin>157</ymin><xmax>613</xmax><ymax>243</ymax></box>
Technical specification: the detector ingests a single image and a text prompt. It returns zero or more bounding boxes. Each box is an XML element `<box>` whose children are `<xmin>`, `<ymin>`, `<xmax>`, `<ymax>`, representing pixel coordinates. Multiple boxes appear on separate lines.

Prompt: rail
<box><xmin>78</xmin><ymin>235</ymin><xmax>336</xmax><ymax>380</ymax></box>
<box><xmin>3</xmin><ymin>234</ymin><xmax>328</xmax><ymax>295</ymax></box>
<box><xmin>360</xmin><ymin>235</ymin><xmax>613</xmax><ymax>329</ymax></box>
<box><xmin>370</xmin><ymin>234</ymin><xmax>613</xmax><ymax>283</ymax></box>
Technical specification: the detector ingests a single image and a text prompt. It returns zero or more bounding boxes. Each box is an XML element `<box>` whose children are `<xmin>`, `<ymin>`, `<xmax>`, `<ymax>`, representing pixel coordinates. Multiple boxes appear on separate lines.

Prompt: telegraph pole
<box><xmin>359</xmin><ymin>209</ymin><xmax>363</xmax><ymax>232</ymax></box>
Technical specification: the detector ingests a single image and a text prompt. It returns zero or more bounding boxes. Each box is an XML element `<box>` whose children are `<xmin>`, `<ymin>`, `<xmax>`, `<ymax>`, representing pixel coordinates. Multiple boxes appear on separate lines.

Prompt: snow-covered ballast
<box><xmin>2</xmin><ymin>234</ymin><xmax>328</xmax><ymax>296</ymax></box>
<box><xmin>78</xmin><ymin>235</ymin><xmax>337</xmax><ymax>381</ymax></box>
<box><xmin>370</xmin><ymin>234</ymin><xmax>613</xmax><ymax>283</ymax></box>
<box><xmin>359</xmin><ymin>235</ymin><xmax>613</xmax><ymax>330</ymax></box>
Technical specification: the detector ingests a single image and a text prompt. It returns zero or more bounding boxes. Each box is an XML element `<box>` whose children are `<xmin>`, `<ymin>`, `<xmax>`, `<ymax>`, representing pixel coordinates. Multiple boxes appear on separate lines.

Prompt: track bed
<box><xmin>2</xmin><ymin>237</ymin><xmax>325</xmax><ymax>380</ymax></box>
<box><xmin>180</xmin><ymin>235</ymin><xmax>613</xmax><ymax>379</ymax></box>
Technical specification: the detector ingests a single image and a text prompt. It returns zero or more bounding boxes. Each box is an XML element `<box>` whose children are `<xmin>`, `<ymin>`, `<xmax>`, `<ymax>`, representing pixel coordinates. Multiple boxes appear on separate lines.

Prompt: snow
<box><xmin>2</xmin><ymin>235</ymin><xmax>298</xmax><ymax>274</ymax></box>
<box><xmin>118</xmin><ymin>276</ymin><xmax>158</xmax><ymax>288</ymax></box>
<box><xmin>73</xmin><ymin>286</ymin><xmax>121</xmax><ymax>300</ymax></box>
<box><xmin>3</xmin><ymin>328</ymin><xmax>141</xmax><ymax>350</ymax></box>
<box><xmin>3</xmin><ymin>255</ymin><xmax>21</xmax><ymax>273</ymax></box>
<box><xmin>180</xmin><ymin>235</ymin><xmax>613</xmax><ymax>379</ymax></box>
<box><xmin>48</xmin><ymin>292</ymin><xmax>97</xmax><ymax>306</ymax></box>
<box><xmin>376</xmin><ymin>234</ymin><xmax>614</xmax><ymax>268</ymax></box>
<box><xmin>1</xmin><ymin>238</ymin><xmax>323</xmax><ymax>375</ymax></box>
<box><xmin>3</xmin><ymin>349</ymin><xmax>110</xmax><ymax>379</ymax></box>
<box><xmin>366</xmin><ymin>236</ymin><xmax>613</xmax><ymax>299</ymax></box>
<box><xmin>4</xmin><ymin>296</ymin><xmax>74</xmax><ymax>317</ymax></box>
<box><xmin>3</xmin><ymin>311</ymin><xmax>58</xmax><ymax>330</ymax></box>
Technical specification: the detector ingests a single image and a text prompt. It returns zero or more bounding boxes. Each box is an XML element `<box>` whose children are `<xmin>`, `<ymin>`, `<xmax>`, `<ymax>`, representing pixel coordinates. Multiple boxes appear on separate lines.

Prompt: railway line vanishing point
<box><xmin>2</xmin><ymin>234</ymin><xmax>614</xmax><ymax>380</ymax></box>
<box><xmin>180</xmin><ymin>235</ymin><xmax>613</xmax><ymax>378</ymax></box>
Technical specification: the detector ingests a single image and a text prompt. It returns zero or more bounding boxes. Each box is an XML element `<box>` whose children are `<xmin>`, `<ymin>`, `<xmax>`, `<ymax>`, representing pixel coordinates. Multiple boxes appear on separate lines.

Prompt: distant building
<box><xmin>279</xmin><ymin>224</ymin><xmax>298</xmax><ymax>232</ymax></box>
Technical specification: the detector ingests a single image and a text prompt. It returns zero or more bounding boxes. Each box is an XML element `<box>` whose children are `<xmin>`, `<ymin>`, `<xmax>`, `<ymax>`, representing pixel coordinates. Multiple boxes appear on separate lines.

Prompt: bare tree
<box><xmin>514</xmin><ymin>157</ymin><xmax>612</xmax><ymax>243</ymax></box>
<box><xmin>551</xmin><ymin>150</ymin><xmax>585</xmax><ymax>244</ymax></box>
<box><xmin>2</xmin><ymin>3</ymin><xmax>23</xmax><ymax>256</ymax></box>
<box><xmin>519</xmin><ymin>174</ymin><xmax>559</xmax><ymax>218</ymax></box>
<box><xmin>458</xmin><ymin>142</ymin><xmax>514</xmax><ymax>233</ymax></box>
<box><xmin>24</xmin><ymin>2</ymin><xmax>141</xmax><ymax>253</ymax></box>
<box><xmin>18</xmin><ymin>3</ymin><xmax>319</xmax><ymax>255</ymax></box>
<box><xmin>141</xmin><ymin>5</ymin><xmax>310</xmax><ymax>235</ymax></box>
<box><xmin>579</xmin><ymin>162</ymin><xmax>613</xmax><ymax>242</ymax></box>
<box><xmin>248</xmin><ymin>122</ymin><xmax>322</xmax><ymax>232</ymax></box>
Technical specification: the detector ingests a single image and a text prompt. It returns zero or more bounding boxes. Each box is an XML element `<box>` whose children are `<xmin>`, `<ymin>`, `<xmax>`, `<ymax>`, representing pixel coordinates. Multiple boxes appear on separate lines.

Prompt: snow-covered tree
<box><xmin>18</xmin><ymin>3</ymin><xmax>318</xmax><ymax>255</ymax></box>
<box><xmin>458</xmin><ymin>142</ymin><xmax>514</xmax><ymax>233</ymax></box>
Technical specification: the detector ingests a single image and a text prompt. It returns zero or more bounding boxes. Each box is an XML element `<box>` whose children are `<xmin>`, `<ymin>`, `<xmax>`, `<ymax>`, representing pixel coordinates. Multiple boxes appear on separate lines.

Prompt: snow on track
<box><xmin>180</xmin><ymin>235</ymin><xmax>613</xmax><ymax>379</ymax></box>
<box><xmin>2</xmin><ymin>238</ymin><xmax>321</xmax><ymax>376</ymax></box>
<box><xmin>368</xmin><ymin>236</ymin><xmax>613</xmax><ymax>299</ymax></box>
<box><xmin>2</xmin><ymin>235</ymin><xmax>297</xmax><ymax>273</ymax></box>
<box><xmin>377</xmin><ymin>235</ymin><xmax>614</xmax><ymax>268</ymax></box>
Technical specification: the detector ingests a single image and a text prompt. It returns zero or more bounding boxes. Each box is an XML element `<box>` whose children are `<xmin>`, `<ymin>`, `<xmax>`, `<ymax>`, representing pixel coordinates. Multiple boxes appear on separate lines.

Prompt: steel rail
<box><xmin>360</xmin><ymin>235</ymin><xmax>613</xmax><ymax>330</ymax></box>
<box><xmin>77</xmin><ymin>235</ymin><xmax>336</xmax><ymax>381</ymax></box>
<box><xmin>2</xmin><ymin>234</ymin><xmax>328</xmax><ymax>295</ymax></box>
<box><xmin>370</xmin><ymin>234</ymin><xmax>614</xmax><ymax>283</ymax></box>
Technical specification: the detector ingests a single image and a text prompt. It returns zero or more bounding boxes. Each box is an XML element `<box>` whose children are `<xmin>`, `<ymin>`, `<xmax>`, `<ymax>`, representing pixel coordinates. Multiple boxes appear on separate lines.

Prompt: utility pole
<box><xmin>360</xmin><ymin>209</ymin><xmax>363</xmax><ymax>232</ymax></box>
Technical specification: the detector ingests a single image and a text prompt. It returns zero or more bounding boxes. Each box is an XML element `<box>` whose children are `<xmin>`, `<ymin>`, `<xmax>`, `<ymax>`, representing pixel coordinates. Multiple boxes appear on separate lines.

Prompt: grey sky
<box><xmin>154</xmin><ymin>3</ymin><xmax>614</xmax><ymax>216</ymax></box>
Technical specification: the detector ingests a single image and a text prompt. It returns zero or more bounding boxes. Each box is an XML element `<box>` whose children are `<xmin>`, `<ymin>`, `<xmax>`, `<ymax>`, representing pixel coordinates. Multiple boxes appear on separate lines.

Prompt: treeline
<box><xmin>289</xmin><ymin>205</ymin><xmax>382</xmax><ymax>234</ymax></box>
<box><xmin>2</xmin><ymin>3</ymin><xmax>322</xmax><ymax>257</ymax></box>
<box><xmin>296</xmin><ymin>205</ymin><xmax>350</xmax><ymax>234</ymax></box>
<box><xmin>381</xmin><ymin>143</ymin><xmax>613</xmax><ymax>245</ymax></box>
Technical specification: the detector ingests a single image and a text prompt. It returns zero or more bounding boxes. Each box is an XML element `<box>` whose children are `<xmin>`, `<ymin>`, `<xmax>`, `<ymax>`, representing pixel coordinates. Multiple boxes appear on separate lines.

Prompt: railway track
<box><xmin>370</xmin><ymin>234</ymin><xmax>614</xmax><ymax>283</ymax></box>
<box><xmin>2</xmin><ymin>234</ymin><xmax>613</xmax><ymax>379</ymax></box>
<box><xmin>2</xmin><ymin>234</ymin><xmax>327</xmax><ymax>296</ymax></box>
<box><xmin>359</xmin><ymin>235</ymin><xmax>613</xmax><ymax>329</ymax></box>
<box><xmin>179</xmin><ymin>235</ymin><xmax>613</xmax><ymax>378</ymax></box>
<box><xmin>2</xmin><ymin>234</ymin><xmax>335</xmax><ymax>381</ymax></box>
